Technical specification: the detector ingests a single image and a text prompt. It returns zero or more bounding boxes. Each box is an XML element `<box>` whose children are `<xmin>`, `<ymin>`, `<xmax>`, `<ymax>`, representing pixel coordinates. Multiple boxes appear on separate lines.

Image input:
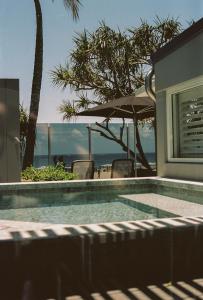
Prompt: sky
<box><xmin>0</xmin><ymin>0</ymin><xmax>202</xmax><ymax>124</ymax></box>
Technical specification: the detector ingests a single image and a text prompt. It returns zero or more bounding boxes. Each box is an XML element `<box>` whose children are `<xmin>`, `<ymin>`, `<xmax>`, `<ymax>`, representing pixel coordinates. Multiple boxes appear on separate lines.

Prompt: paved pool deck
<box><xmin>120</xmin><ymin>193</ymin><xmax>203</xmax><ymax>217</ymax></box>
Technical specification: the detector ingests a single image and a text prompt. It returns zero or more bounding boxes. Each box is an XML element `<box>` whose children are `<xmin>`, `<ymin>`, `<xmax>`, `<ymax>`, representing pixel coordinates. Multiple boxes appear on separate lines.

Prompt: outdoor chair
<box><xmin>111</xmin><ymin>159</ymin><xmax>136</xmax><ymax>178</ymax></box>
<box><xmin>71</xmin><ymin>160</ymin><xmax>94</xmax><ymax>180</ymax></box>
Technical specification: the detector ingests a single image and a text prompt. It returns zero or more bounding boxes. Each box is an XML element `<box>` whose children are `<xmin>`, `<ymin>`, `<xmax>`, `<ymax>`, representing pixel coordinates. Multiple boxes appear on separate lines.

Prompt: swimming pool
<box><xmin>0</xmin><ymin>177</ymin><xmax>203</xmax><ymax>299</ymax></box>
<box><xmin>1</xmin><ymin>177</ymin><xmax>203</xmax><ymax>225</ymax></box>
<box><xmin>0</xmin><ymin>189</ymin><xmax>175</xmax><ymax>224</ymax></box>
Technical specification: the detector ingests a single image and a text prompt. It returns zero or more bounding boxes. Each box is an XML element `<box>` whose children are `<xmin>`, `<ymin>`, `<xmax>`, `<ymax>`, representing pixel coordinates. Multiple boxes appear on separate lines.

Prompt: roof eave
<box><xmin>151</xmin><ymin>18</ymin><xmax>203</xmax><ymax>64</ymax></box>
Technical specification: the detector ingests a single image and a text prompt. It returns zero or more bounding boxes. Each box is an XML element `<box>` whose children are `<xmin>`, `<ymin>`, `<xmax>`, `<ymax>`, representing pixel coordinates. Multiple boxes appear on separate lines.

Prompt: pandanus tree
<box><xmin>19</xmin><ymin>104</ymin><xmax>29</xmax><ymax>166</ymax></box>
<box><xmin>52</xmin><ymin>18</ymin><xmax>182</xmax><ymax>169</ymax></box>
<box><xmin>23</xmin><ymin>0</ymin><xmax>81</xmax><ymax>170</ymax></box>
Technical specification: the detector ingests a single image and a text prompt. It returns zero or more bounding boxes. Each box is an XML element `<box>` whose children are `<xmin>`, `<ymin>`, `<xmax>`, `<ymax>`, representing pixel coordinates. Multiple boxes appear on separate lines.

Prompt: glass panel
<box><xmin>32</xmin><ymin>123</ymin><xmax>155</xmax><ymax>178</ymax></box>
<box><xmin>91</xmin><ymin>123</ymin><xmax>129</xmax><ymax>168</ymax></box>
<box><xmin>49</xmin><ymin>123</ymin><xmax>89</xmax><ymax>167</ymax></box>
<box><xmin>33</xmin><ymin>123</ymin><xmax>48</xmax><ymax>167</ymax></box>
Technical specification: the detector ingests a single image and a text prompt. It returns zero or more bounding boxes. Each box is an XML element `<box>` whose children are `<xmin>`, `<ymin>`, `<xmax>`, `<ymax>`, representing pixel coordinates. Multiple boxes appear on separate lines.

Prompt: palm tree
<box><xmin>23</xmin><ymin>0</ymin><xmax>81</xmax><ymax>170</ymax></box>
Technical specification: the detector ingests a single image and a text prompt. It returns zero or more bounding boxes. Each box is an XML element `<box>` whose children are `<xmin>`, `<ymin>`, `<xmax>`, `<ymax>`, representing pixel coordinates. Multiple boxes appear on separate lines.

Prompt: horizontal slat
<box><xmin>181</xmin><ymin>129</ymin><xmax>203</xmax><ymax>136</ymax></box>
<box><xmin>180</xmin><ymin>97</ymin><xmax>203</xmax><ymax>107</ymax></box>
<box><xmin>181</xmin><ymin>100</ymin><xmax>203</xmax><ymax>109</ymax></box>
<box><xmin>181</xmin><ymin>128</ymin><xmax>203</xmax><ymax>135</ymax></box>
<box><xmin>181</xmin><ymin>136</ymin><xmax>203</xmax><ymax>142</ymax></box>
<box><xmin>180</xmin><ymin>148</ymin><xmax>203</xmax><ymax>154</ymax></box>
<box><xmin>180</xmin><ymin>112</ymin><xmax>203</xmax><ymax>122</ymax></box>
<box><xmin>180</xmin><ymin>153</ymin><xmax>203</xmax><ymax>158</ymax></box>
<box><xmin>182</xmin><ymin>140</ymin><xmax>203</xmax><ymax>145</ymax></box>
<box><xmin>181</xmin><ymin>103</ymin><xmax>203</xmax><ymax>112</ymax></box>
<box><xmin>181</xmin><ymin>119</ymin><xmax>203</xmax><ymax>128</ymax></box>
<box><xmin>181</xmin><ymin>145</ymin><xmax>203</xmax><ymax>149</ymax></box>
<box><xmin>180</xmin><ymin>151</ymin><xmax>203</xmax><ymax>155</ymax></box>
<box><xmin>181</xmin><ymin>143</ymin><xmax>203</xmax><ymax>149</ymax></box>
<box><xmin>181</xmin><ymin>133</ymin><xmax>203</xmax><ymax>141</ymax></box>
<box><xmin>180</xmin><ymin>141</ymin><xmax>203</xmax><ymax>147</ymax></box>
<box><xmin>181</xmin><ymin>106</ymin><xmax>203</xmax><ymax>116</ymax></box>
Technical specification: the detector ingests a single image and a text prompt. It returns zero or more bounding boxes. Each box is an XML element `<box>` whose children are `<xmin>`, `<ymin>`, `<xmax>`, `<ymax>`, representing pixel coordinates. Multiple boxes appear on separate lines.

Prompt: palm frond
<box><xmin>51</xmin><ymin>64</ymin><xmax>71</xmax><ymax>89</ymax></box>
<box><xmin>75</xmin><ymin>94</ymin><xmax>91</xmax><ymax>110</ymax></box>
<box><xmin>63</xmin><ymin>0</ymin><xmax>81</xmax><ymax>20</ymax></box>
<box><xmin>58</xmin><ymin>100</ymin><xmax>78</xmax><ymax>121</ymax></box>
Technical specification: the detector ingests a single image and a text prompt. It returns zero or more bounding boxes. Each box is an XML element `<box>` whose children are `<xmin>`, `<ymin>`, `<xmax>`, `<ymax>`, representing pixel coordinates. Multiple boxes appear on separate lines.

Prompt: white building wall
<box><xmin>155</xmin><ymin>33</ymin><xmax>203</xmax><ymax>180</ymax></box>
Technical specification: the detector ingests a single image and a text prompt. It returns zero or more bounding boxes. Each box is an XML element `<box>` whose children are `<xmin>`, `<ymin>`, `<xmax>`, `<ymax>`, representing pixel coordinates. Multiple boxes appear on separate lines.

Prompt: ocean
<box><xmin>34</xmin><ymin>153</ymin><xmax>155</xmax><ymax>168</ymax></box>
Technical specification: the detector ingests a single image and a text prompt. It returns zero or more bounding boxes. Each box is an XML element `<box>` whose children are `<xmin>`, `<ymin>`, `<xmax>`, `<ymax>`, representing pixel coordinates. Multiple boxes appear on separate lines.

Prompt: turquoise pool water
<box><xmin>0</xmin><ymin>190</ymin><xmax>175</xmax><ymax>224</ymax></box>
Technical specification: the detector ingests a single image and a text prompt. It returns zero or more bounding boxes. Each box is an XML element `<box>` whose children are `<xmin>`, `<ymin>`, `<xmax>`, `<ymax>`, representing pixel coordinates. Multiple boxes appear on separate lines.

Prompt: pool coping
<box><xmin>0</xmin><ymin>176</ymin><xmax>203</xmax><ymax>243</ymax></box>
<box><xmin>0</xmin><ymin>177</ymin><xmax>154</xmax><ymax>191</ymax></box>
<box><xmin>1</xmin><ymin>176</ymin><xmax>203</xmax><ymax>189</ymax></box>
<box><xmin>0</xmin><ymin>215</ymin><xmax>202</xmax><ymax>242</ymax></box>
<box><xmin>1</xmin><ymin>176</ymin><xmax>203</xmax><ymax>192</ymax></box>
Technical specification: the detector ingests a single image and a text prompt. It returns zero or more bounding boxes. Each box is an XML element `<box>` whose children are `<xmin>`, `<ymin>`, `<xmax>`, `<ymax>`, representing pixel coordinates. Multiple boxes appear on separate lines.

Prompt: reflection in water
<box><xmin>0</xmin><ymin>189</ymin><xmax>174</xmax><ymax>224</ymax></box>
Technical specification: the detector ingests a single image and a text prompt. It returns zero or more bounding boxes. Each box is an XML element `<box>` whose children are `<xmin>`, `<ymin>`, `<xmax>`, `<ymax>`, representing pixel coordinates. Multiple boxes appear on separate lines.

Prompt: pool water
<box><xmin>0</xmin><ymin>190</ymin><xmax>175</xmax><ymax>224</ymax></box>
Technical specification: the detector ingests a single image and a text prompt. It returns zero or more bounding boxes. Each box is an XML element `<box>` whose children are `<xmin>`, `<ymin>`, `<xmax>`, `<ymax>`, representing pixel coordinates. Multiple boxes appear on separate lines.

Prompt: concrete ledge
<box><xmin>1</xmin><ymin>176</ymin><xmax>203</xmax><ymax>192</ymax></box>
<box><xmin>0</xmin><ymin>176</ymin><xmax>203</xmax><ymax>297</ymax></box>
<box><xmin>154</xmin><ymin>177</ymin><xmax>203</xmax><ymax>191</ymax></box>
<box><xmin>0</xmin><ymin>216</ymin><xmax>203</xmax><ymax>298</ymax></box>
<box><xmin>0</xmin><ymin>177</ymin><xmax>154</xmax><ymax>192</ymax></box>
<box><xmin>153</xmin><ymin>178</ymin><xmax>203</xmax><ymax>204</ymax></box>
<box><xmin>0</xmin><ymin>215</ymin><xmax>202</xmax><ymax>242</ymax></box>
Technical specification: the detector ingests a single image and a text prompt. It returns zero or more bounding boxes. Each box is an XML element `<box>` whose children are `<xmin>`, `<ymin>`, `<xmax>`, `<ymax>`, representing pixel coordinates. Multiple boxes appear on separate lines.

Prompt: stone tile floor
<box><xmin>0</xmin><ymin>219</ymin><xmax>52</xmax><ymax>231</ymax></box>
<box><xmin>120</xmin><ymin>193</ymin><xmax>203</xmax><ymax>217</ymax></box>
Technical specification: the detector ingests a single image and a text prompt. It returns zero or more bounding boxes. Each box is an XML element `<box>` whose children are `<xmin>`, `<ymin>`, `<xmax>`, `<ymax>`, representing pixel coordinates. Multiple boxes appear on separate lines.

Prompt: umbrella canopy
<box><xmin>77</xmin><ymin>95</ymin><xmax>155</xmax><ymax>120</ymax></box>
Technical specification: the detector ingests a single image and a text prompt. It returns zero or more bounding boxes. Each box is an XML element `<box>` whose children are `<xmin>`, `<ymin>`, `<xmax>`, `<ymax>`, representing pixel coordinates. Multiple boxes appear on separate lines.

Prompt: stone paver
<box><xmin>120</xmin><ymin>193</ymin><xmax>203</xmax><ymax>217</ymax></box>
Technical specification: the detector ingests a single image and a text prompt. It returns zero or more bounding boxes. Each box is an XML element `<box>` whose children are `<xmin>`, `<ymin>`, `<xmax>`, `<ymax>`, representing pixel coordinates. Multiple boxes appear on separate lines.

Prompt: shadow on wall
<box><xmin>0</xmin><ymin>216</ymin><xmax>203</xmax><ymax>298</ymax></box>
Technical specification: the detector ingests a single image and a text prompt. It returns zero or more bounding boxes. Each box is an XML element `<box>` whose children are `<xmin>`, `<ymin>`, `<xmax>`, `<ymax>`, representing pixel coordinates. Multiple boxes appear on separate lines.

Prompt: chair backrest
<box><xmin>71</xmin><ymin>160</ymin><xmax>94</xmax><ymax>179</ymax></box>
<box><xmin>111</xmin><ymin>159</ymin><xmax>135</xmax><ymax>178</ymax></box>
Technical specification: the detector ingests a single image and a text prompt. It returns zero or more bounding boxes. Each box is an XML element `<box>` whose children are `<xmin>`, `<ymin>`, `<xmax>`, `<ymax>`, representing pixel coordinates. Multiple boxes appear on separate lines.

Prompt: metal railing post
<box><xmin>126</xmin><ymin>123</ymin><xmax>130</xmax><ymax>159</ymax></box>
<box><xmin>87</xmin><ymin>124</ymin><xmax>92</xmax><ymax>160</ymax></box>
<box><xmin>48</xmin><ymin>123</ymin><xmax>51</xmax><ymax>165</ymax></box>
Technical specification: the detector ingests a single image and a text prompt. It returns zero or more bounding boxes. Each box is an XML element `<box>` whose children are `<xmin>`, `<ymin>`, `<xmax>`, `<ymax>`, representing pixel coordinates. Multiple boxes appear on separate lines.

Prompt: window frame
<box><xmin>166</xmin><ymin>75</ymin><xmax>203</xmax><ymax>163</ymax></box>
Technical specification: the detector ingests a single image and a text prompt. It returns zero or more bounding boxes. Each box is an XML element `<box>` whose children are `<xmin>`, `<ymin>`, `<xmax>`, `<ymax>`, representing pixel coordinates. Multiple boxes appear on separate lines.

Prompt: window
<box><xmin>167</xmin><ymin>81</ymin><xmax>203</xmax><ymax>162</ymax></box>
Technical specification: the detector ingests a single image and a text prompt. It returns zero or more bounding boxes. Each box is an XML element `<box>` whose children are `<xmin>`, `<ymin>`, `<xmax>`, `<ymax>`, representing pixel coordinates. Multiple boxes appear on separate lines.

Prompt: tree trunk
<box><xmin>91</xmin><ymin>122</ymin><xmax>152</xmax><ymax>170</ymax></box>
<box><xmin>23</xmin><ymin>0</ymin><xmax>43</xmax><ymax>170</ymax></box>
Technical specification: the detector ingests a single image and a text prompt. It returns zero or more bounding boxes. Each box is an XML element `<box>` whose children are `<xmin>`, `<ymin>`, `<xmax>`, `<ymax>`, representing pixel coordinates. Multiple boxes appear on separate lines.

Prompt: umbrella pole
<box><xmin>133</xmin><ymin>117</ymin><xmax>137</xmax><ymax>176</ymax></box>
<box><xmin>48</xmin><ymin>123</ymin><xmax>51</xmax><ymax>165</ymax></box>
<box><xmin>87</xmin><ymin>124</ymin><xmax>92</xmax><ymax>160</ymax></box>
<box><xmin>126</xmin><ymin>123</ymin><xmax>130</xmax><ymax>159</ymax></box>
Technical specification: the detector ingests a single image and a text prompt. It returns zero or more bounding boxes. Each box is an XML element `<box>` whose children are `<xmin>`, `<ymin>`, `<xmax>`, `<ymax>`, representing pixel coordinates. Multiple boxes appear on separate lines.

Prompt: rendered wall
<box><xmin>0</xmin><ymin>79</ymin><xmax>20</xmax><ymax>182</ymax></box>
<box><xmin>155</xmin><ymin>33</ymin><xmax>203</xmax><ymax>180</ymax></box>
<box><xmin>155</xmin><ymin>33</ymin><xmax>203</xmax><ymax>92</ymax></box>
